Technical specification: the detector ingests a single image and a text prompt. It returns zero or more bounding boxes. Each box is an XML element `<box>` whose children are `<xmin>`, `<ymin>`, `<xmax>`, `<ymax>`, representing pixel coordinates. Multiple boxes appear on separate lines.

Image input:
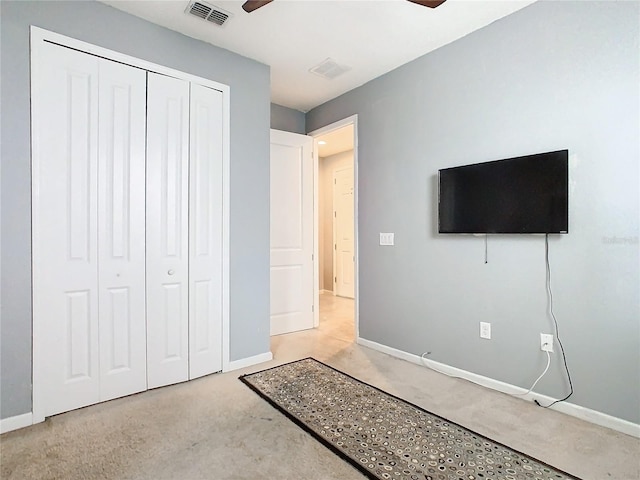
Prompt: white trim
<box><xmin>30</xmin><ymin>26</ymin><xmax>231</xmax><ymax>420</ymax></box>
<box><xmin>226</xmin><ymin>352</ymin><xmax>273</xmax><ymax>372</ymax></box>
<box><xmin>0</xmin><ymin>412</ymin><xmax>33</xmax><ymax>434</ymax></box>
<box><xmin>309</xmin><ymin>115</ymin><xmax>359</xmax><ymax>338</ymax></box>
<box><xmin>220</xmin><ymin>60</ymin><xmax>231</xmax><ymax>374</ymax></box>
<box><xmin>30</xmin><ymin>27</ymin><xmax>229</xmax><ymax>94</ymax></box>
<box><xmin>319</xmin><ymin>289</ymin><xmax>333</xmax><ymax>295</ymax></box>
<box><xmin>332</xmin><ymin>168</ymin><xmax>337</xmax><ymax>298</ymax></box>
<box><xmin>357</xmin><ymin>337</ymin><xmax>640</xmax><ymax>438</ymax></box>
<box><xmin>313</xmin><ymin>141</ymin><xmax>320</xmax><ymax>328</ymax></box>
<box><xmin>31</xmin><ymin>27</ymin><xmax>46</xmax><ymax>426</ymax></box>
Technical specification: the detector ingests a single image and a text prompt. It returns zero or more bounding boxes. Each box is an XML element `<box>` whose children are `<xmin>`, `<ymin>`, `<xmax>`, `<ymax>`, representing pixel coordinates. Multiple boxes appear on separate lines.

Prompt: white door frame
<box><xmin>308</xmin><ymin>115</ymin><xmax>359</xmax><ymax>336</ymax></box>
<box><xmin>30</xmin><ymin>27</ymin><xmax>231</xmax><ymax>425</ymax></box>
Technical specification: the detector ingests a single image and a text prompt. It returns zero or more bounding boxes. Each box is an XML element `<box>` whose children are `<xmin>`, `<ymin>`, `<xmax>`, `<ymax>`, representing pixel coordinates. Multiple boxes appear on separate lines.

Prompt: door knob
<box><xmin>168</xmin><ymin>269</ymin><xmax>175</xmax><ymax>275</ymax></box>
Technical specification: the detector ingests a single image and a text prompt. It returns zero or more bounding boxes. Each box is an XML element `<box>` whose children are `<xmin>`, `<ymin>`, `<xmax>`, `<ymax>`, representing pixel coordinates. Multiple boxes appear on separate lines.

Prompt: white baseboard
<box><xmin>226</xmin><ymin>351</ymin><xmax>273</xmax><ymax>372</ymax></box>
<box><xmin>320</xmin><ymin>289</ymin><xmax>333</xmax><ymax>295</ymax></box>
<box><xmin>357</xmin><ymin>337</ymin><xmax>640</xmax><ymax>439</ymax></box>
<box><xmin>0</xmin><ymin>412</ymin><xmax>33</xmax><ymax>434</ymax></box>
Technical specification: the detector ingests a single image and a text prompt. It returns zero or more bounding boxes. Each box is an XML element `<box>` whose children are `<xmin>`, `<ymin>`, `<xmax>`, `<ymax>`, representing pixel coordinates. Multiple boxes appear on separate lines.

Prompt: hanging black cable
<box><xmin>484</xmin><ymin>234</ymin><xmax>488</xmax><ymax>264</ymax></box>
<box><xmin>535</xmin><ymin>234</ymin><xmax>574</xmax><ymax>408</ymax></box>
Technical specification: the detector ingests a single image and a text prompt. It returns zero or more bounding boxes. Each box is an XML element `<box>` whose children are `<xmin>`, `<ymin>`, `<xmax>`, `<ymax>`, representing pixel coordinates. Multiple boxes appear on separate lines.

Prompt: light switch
<box><xmin>379</xmin><ymin>233</ymin><xmax>394</xmax><ymax>246</ymax></box>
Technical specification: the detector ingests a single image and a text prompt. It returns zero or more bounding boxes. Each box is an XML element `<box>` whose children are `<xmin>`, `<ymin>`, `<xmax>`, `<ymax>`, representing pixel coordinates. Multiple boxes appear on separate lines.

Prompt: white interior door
<box><xmin>34</xmin><ymin>43</ymin><xmax>101</xmax><ymax>416</ymax></box>
<box><xmin>146</xmin><ymin>73</ymin><xmax>190</xmax><ymax>389</ymax></box>
<box><xmin>270</xmin><ymin>130</ymin><xmax>314</xmax><ymax>335</ymax></box>
<box><xmin>188</xmin><ymin>83</ymin><xmax>224</xmax><ymax>379</ymax></box>
<box><xmin>97</xmin><ymin>60</ymin><xmax>148</xmax><ymax>401</ymax></box>
<box><xmin>333</xmin><ymin>166</ymin><xmax>355</xmax><ymax>299</ymax></box>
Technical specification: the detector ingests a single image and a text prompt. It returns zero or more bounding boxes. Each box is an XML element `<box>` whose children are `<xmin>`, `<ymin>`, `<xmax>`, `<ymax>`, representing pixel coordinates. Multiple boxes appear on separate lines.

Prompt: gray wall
<box><xmin>271</xmin><ymin>103</ymin><xmax>306</xmax><ymax>134</ymax></box>
<box><xmin>0</xmin><ymin>0</ymin><xmax>271</xmax><ymax>419</ymax></box>
<box><xmin>307</xmin><ymin>1</ymin><xmax>640</xmax><ymax>423</ymax></box>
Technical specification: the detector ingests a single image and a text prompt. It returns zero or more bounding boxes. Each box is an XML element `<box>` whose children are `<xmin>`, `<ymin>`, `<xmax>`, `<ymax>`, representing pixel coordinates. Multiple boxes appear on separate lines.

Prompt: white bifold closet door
<box><xmin>35</xmin><ymin>43</ymin><xmax>147</xmax><ymax>416</ymax></box>
<box><xmin>145</xmin><ymin>73</ymin><xmax>191</xmax><ymax>389</ymax></box>
<box><xmin>188</xmin><ymin>83</ymin><xmax>224</xmax><ymax>380</ymax></box>
<box><xmin>146</xmin><ymin>74</ymin><xmax>224</xmax><ymax>388</ymax></box>
<box><xmin>34</xmin><ymin>42</ymin><xmax>224</xmax><ymax>416</ymax></box>
<box><xmin>98</xmin><ymin>59</ymin><xmax>148</xmax><ymax>402</ymax></box>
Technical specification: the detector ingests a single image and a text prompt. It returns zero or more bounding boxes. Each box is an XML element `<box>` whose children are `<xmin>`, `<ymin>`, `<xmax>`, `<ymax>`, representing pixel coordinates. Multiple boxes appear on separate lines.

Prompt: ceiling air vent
<box><xmin>309</xmin><ymin>58</ymin><xmax>351</xmax><ymax>80</ymax></box>
<box><xmin>185</xmin><ymin>1</ymin><xmax>232</xmax><ymax>26</ymax></box>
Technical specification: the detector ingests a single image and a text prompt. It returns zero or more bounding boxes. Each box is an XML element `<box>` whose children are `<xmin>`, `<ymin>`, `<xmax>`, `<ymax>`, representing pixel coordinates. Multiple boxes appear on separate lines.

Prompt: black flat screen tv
<box><xmin>438</xmin><ymin>150</ymin><xmax>568</xmax><ymax>234</ymax></box>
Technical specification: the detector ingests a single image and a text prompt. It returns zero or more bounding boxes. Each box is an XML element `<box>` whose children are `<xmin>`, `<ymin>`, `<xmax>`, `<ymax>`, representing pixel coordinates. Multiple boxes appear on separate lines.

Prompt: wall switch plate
<box><xmin>540</xmin><ymin>333</ymin><xmax>554</xmax><ymax>352</ymax></box>
<box><xmin>480</xmin><ymin>322</ymin><xmax>491</xmax><ymax>339</ymax></box>
<box><xmin>379</xmin><ymin>233</ymin><xmax>394</xmax><ymax>246</ymax></box>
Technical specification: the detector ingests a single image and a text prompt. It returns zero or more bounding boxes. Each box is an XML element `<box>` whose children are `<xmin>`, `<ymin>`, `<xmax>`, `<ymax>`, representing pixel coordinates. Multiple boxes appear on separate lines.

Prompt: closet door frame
<box><xmin>30</xmin><ymin>26</ymin><xmax>231</xmax><ymax>425</ymax></box>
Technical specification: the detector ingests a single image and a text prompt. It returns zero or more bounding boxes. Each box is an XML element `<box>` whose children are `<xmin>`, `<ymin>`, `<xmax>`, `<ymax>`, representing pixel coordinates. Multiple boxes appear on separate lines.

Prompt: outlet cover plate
<box><xmin>540</xmin><ymin>333</ymin><xmax>554</xmax><ymax>352</ymax></box>
<box><xmin>379</xmin><ymin>233</ymin><xmax>394</xmax><ymax>246</ymax></box>
<box><xmin>480</xmin><ymin>322</ymin><xmax>491</xmax><ymax>339</ymax></box>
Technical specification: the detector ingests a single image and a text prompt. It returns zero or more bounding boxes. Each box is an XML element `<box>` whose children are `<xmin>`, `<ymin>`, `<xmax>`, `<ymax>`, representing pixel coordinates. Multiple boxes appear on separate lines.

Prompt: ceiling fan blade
<box><xmin>242</xmin><ymin>0</ymin><xmax>274</xmax><ymax>13</ymax></box>
<box><xmin>407</xmin><ymin>0</ymin><xmax>447</xmax><ymax>8</ymax></box>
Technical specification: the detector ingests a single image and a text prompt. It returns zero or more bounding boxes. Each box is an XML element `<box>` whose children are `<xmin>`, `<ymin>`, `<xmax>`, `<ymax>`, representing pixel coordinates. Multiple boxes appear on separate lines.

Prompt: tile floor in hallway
<box><xmin>317</xmin><ymin>292</ymin><xmax>355</xmax><ymax>343</ymax></box>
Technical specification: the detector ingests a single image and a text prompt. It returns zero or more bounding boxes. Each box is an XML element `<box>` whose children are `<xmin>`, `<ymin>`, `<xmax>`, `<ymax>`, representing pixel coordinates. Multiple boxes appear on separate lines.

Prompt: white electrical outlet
<box><xmin>540</xmin><ymin>333</ymin><xmax>554</xmax><ymax>352</ymax></box>
<box><xmin>379</xmin><ymin>233</ymin><xmax>394</xmax><ymax>246</ymax></box>
<box><xmin>480</xmin><ymin>322</ymin><xmax>491</xmax><ymax>339</ymax></box>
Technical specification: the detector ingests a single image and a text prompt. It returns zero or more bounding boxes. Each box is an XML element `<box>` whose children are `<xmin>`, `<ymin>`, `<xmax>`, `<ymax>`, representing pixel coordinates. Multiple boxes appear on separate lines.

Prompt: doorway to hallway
<box><xmin>313</xmin><ymin>119</ymin><xmax>357</xmax><ymax>341</ymax></box>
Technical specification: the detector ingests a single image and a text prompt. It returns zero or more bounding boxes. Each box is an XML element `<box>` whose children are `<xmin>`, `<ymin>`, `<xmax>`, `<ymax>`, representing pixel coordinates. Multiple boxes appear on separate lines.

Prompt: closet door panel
<box><xmin>189</xmin><ymin>84</ymin><xmax>224</xmax><ymax>379</ymax></box>
<box><xmin>34</xmin><ymin>43</ymin><xmax>101</xmax><ymax>416</ymax></box>
<box><xmin>146</xmin><ymin>73</ymin><xmax>190</xmax><ymax>389</ymax></box>
<box><xmin>98</xmin><ymin>59</ymin><xmax>148</xmax><ymax>401</ymax></box>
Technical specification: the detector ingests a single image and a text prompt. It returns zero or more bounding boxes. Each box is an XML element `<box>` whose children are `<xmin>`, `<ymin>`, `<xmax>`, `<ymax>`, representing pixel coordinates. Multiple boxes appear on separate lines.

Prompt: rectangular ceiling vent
<box><xmin>185</xmin><ymin>1</ymin><xmax>232</xmax><ymax>26</ymax></box>
<box><xmin>309</xmin><ymin>58</ymin><xmax>351</xmax><ymax>80</ymax></box>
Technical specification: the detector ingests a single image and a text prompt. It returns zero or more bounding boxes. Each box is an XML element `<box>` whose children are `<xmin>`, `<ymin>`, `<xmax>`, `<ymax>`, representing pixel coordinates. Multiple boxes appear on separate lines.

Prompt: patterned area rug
<box><xmin>240</xmin><ymin>358</ymin><xmax>581</xmax><ymax>480</ymax></box>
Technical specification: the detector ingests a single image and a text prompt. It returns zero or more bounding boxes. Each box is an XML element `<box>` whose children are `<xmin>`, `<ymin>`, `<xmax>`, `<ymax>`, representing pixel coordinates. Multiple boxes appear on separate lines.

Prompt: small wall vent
<box><xmin>185</xmin><ymin>1</ymin><xmax>232</xmax><ymax>26</ymax></box>
<box><xmin>309</xmin><ymin>58</ymin><xmax>351</xmax><ymax>80</ymax></box>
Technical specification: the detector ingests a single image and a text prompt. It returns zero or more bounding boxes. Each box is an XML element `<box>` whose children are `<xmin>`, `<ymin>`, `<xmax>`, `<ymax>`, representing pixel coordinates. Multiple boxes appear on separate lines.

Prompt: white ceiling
<box><xmin>102</xmin><ymin>0</ymin><xmax>537</xmax><ymax>112</ymax></box>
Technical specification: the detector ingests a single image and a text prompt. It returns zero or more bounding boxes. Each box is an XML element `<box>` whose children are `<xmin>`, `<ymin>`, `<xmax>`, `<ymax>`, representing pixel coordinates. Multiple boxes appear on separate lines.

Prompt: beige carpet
<box><xmin>1</xmin><ymin>294</ymin><xmax>638</xmax><ymax>479</ymax></box>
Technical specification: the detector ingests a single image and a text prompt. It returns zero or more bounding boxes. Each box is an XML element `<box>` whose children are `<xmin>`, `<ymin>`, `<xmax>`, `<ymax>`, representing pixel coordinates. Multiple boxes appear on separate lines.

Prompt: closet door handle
<box><xmin>168</xmin><ymin>269</ymin><xmax>175</xmax><ymax>276</ymax></box>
